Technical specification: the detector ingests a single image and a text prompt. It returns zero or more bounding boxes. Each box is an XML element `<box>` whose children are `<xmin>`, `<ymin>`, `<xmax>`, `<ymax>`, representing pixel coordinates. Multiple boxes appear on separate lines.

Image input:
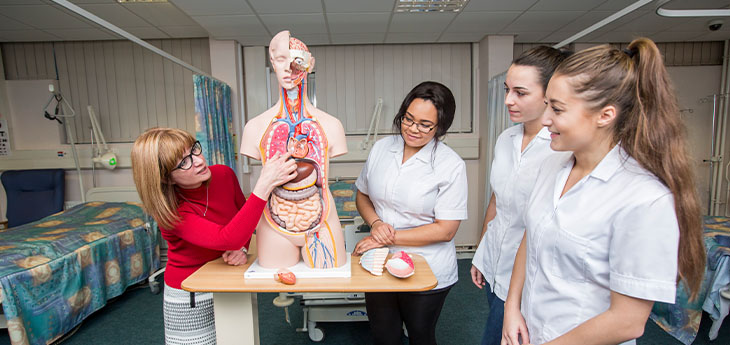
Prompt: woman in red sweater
<box><xmin>131</xmin><ymin>127</ymin><xmax>296</xmax><ymax>345</ymax></box>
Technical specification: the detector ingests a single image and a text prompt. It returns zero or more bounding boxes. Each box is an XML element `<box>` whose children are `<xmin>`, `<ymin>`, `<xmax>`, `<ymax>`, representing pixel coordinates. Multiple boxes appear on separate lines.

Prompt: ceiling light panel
<box><xmin>395</xmin><ymin>0</ymin><xmax>469</xmax><ymax>13</ymax></box>
<box><xmin>118</xmin><ymin>0</ymin><xmax>168</xmax><ymax>3</ymax></box>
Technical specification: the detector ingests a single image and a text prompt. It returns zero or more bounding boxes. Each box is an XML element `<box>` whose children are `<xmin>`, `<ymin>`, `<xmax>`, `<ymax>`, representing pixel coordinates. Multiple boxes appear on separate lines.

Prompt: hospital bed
<box><xmin>0</xmin><ymin>187</ymin><xmax>161</xmax><ymax>345</ymax></box>
<box><xmin>650</xmin><ymin>215</ymin><xmax>730</xmax><ymax>344</ymax></box>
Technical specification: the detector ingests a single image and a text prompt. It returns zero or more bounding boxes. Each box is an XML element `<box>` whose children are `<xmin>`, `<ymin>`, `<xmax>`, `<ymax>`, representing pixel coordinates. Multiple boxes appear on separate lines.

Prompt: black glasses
<box><xmin>172</xmin><ymin>141</ymin><xmax>202</xmax><ymax>171</ymax></box>
<box><xmin>401</xmin><ymin>114</ymin><xmax>436</xmax><ymax>134</ymax></box>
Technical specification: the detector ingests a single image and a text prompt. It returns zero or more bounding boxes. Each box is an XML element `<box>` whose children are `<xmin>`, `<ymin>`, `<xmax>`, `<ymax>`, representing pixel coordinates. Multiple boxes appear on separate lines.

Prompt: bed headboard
<box><xmin>85</xmin><ymin>187</ymin><xmax>141</xmax><ymax>203</ymax></box>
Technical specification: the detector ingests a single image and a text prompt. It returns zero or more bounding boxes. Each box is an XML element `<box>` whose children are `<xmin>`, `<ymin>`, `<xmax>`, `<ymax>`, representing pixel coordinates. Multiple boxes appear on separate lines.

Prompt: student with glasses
<box><xmin>131</xmin><ymin>127</ymin><xmax>297</xmax><ymax>345</ymax></box>
<box><xmin>354</xmin><ymin>81</ymin><xmax>468</xmax><ymax>345</ymax></box>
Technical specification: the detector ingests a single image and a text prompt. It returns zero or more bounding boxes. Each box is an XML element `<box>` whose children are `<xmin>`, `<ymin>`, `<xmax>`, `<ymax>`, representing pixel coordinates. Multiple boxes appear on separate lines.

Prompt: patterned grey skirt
<box><xmin>163</xmin><ymin>282</ymin><xmax>216</xmax><ymax>345</ymax></box>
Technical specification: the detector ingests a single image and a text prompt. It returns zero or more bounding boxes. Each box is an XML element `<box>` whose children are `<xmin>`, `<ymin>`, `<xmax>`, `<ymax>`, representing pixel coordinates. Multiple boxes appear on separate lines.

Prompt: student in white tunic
<box><xmin>501</xmin><ymin>38</ymin><xmax>706</xmax><ymax>345</ymax></box>
<box><xmin>470</xmin><ymin>46</ymin><xmax>571</xmax><ymax>345</ymax></box>
<box><xmin>354</xmin><ymin>81</ymin><xmax>468</xmax><ymax>345</ymax></box>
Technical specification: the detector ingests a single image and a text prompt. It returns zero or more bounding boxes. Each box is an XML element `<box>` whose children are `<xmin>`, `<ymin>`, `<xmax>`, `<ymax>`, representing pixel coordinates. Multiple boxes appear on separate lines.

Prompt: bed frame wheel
<box><xmin>149</xmin><ymin>281</ymin><xmax>161</xmax><ymax>294</ymax></box>
<box><xmin>308</xmin><ymin>325</ymin><xmax>324</xmax><ymax>342</ymax></box>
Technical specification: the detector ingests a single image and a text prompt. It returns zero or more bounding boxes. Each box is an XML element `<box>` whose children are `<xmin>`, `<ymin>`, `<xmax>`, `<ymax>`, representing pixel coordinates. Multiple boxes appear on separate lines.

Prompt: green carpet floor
<box><xmin>2</xmin><ymin>259</ymin><xmax>728</xmax><ymax>344</ymax></box>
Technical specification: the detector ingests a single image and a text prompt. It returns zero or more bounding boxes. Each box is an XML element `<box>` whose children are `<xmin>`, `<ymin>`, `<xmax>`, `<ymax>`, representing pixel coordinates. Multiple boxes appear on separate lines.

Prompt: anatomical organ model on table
<box><xmin>241</xmin><ymin>30</ymin><xmax>348</xmax><ymax>270</ymax></box>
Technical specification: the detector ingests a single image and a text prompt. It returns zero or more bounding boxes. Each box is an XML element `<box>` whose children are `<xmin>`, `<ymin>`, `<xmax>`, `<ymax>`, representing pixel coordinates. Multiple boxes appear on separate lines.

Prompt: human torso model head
<box><xmin>240</xmin><ymin>30</ymin><xmax>348</xmax><ymax>269</ymax></box>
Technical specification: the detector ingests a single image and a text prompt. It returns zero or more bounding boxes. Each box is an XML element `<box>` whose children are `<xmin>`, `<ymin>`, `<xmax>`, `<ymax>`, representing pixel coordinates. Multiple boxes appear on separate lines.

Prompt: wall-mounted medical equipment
<box><xmin>42</xmin><ymin>84</ymin><xmax>85</xmax><ymax>202</ymax></box>
<box><xmin>87</xmin><ymin>105</ymin><xmax>117</xmax><ymax>170</ymax></box>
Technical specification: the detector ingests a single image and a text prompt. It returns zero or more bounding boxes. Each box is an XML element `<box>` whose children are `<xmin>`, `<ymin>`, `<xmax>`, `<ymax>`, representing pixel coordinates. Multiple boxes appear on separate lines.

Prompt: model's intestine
<box><xmin>269</xmin><ymin>161</ymin><xmax>322</xmax><ymax>232</ymax></box>
<box><xmin>260</xmin><ymin>98</ymin><xmax>329</xmax><ymax>235</ymax></box>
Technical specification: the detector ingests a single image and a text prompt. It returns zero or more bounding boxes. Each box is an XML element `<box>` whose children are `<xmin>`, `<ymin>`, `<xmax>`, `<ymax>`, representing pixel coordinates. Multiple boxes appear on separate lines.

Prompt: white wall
<box><xmin>667</xmin><ymin>65</ymin><xmax>723</xmax><ymax>215</ymax></box>
<box><xmin>306</xmin><ymin>44</ymin><xmax>473</xmax><ymax>134</ymax></box>
<box><xmin>0</xmin><ymin>46</ymin><xmax>10</xmax><ymax>220</ymax></box>
<box><xmin>475</xmin><ymin>35</ymin><xmax>514</xmax><ymax>245</ymax></box>
<box><xmin>208</xmin><ymin>39</ymin><xmax>245</xmax><ymax>190</ymax></box>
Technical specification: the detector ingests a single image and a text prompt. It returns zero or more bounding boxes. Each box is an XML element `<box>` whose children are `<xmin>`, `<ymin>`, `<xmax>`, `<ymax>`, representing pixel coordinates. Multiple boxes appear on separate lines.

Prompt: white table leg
<box><xmin>213</xmin><ymin>292</ymin><xmax>259</xmax><ymax>345</ymax></box>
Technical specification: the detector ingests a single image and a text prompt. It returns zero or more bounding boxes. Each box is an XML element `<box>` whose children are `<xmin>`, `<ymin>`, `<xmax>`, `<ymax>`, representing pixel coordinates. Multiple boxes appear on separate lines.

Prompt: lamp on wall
<box><xmin>87</xmin><ymin>105</ymin><xmax>117</xmax><ymax>170</ymax></box>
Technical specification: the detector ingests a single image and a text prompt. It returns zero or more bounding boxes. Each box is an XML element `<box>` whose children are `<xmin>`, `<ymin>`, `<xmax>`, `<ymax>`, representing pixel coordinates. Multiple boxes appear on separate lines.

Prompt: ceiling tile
<box><xmin>52</xmin><ymin>28</ymin><xmax>116</xmax><ymax>40</ymax></box>
<box><xmin>538</xmin><ymin>31</ymin><xmax>574</xmax><ymax>43</ymax></box>
<box><xmin>446</xmin><ymin>11</ymin><xmax>521</xmax><ymax>33</ymax></box>
<box><xmin>594</xmin><ymin>0</ymin><xmax>654</xmax><ymax>11</ymax></box>
<box><xmin>616</xmin><ymin>12</ymin><xmax>692</xmax><ymax>33</ymax></box>
<box><xmin>327</xmin><ymin>12</ymin><xmax>391</xmax><ymax>34</ymax></box>
<box><xmin>259</xmin><ymin>13</ymin><xmax>328</xmax><ymax>35</ymax></box>
<box><xmin>158</xmin><ymin>25</ymin><xmax>209</xmax><ymax>38</ymax></box>
<box><xmin>1</xmin><ymin>5</ymin><xmax>91</xmax><ymax>29</ymax></box>
<box><xmin>531</xmin><ymin>0</ymin><xmax>605</xmax><ymax>11</ymax></box>
<box><xmin>462</xmin><ymin>0</ymin><xmax>538</xmax><ymax>12</ymax></box>
<box><xmin>592</xmin><ymin>31</ymin><xmax>648</xmax><ymax>43</ymax></box>
<box><xmin>503</xmin><ymin>11</ymin><xmax>586</xmax><ymax>32</ymax></box>
<box><xmin>576</xmin><ymin>30</ymin><xmax>607</xmax><ymax>43</ymax></box>
<box><xmin>169</xmin><ymin>0</ymin><xmax>252</xmax><ymax>16</ymax></box>
<box><xmin>0</xmin><ymin>13</ymin><xmax>33</xmax><ymax>31</ymax></box>
<box><xmin>554</xmin><ymin>11</ymin><xmax>615</xmax><ymax>32</ymax></box>
<box><xmin>123</xmin><ymin>3</ymin><xmax>199</xmax><ymax>27</ymax></box>
<box><xmin>389</xmin><ymin>12</ymin><xmax>456</xmax><ymax>33</ymax></box>
<box><xmin>192</xmin><ymin>15</ymin><xmax>268</xmax><ymax>36</ymax></box>
<box><xmin>330</xmin><ymin>32</ymin><xmax>386</xmax><ymax>44</ymax></box>
<box><xmin>76</xmin><ymin>3</ymin><xmax>150</xmax><ymax>27</ymax></box>
<box><xmin>67</xmin><ymin>0</ymin><xmax>118</xmax><ymax>3</ymax></box>
<box><xmin>667</xmin><ymin>17</ymin><xmax>730</xmax><ymax>32</ymax></box>
<box><xmin>324</xmin><ymin>0</ymin><xmax>394</xmax><ymax>13</ymax></box>
<box><xmin>291</xmin><ymin>33</ymin><xmax>329</xmax><ymax>46</ymax></box>
<box><xmin>649</xmin><ymin>31</ymin><xmax>705</xmax><ymax>42</ymax></box>
<box><xmin>235</xmin><ymin>35</ymin><xmax>272</xmax><ymax>46</ymax></box>
<box><xmin>247</xmin><ymin>0</ymin><xmax>322</xmax><ymax>15</ymax></box>
<box><xmin>692</xmin><ymin>30</ymin><xmax>730</xmax><ymax>41</ymax></box>
<box><xmin>438</xmin><ymin>32</ymin><xmax>485</xmax><ymax>42</ymax></box>
<box><xmin>0</xmin><ymin>29</ymin><xmax>61</xmax><ymax>42</ymax></box>
<box><xmin>385</xmin><ymin>32</ymin><xmax>440</xmax><ymax>43</ymax></box>
<box><xmin>586</xmin><ymin>9</ymin><xmax>647</xmax><ymax>33</ymax></box>
<box><xmin>0</xmin><ymin>0</ymin><xmax>45</xmax><ymax>4</ymax></box>
<box><xmin>512</xmin><ymin>31</ymin><xmax>550</xmax><ymax>42</ymax></box>
<box><xmin>119</xmin><ymin>26</ymin><xmax>170</xmax><ymax>39</ymax></box>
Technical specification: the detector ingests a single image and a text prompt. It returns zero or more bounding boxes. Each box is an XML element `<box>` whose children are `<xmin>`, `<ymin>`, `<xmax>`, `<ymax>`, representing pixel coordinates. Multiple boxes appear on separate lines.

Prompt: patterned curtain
<box><xmin>193</xmin><ymin>74</ymin><xmax>236</xmax><ymax>171</ymax></box>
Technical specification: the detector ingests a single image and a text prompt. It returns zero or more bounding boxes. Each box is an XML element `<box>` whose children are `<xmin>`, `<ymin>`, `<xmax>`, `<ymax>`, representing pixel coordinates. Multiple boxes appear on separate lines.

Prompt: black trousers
<box><xmin>365</xmin><ymin>285</ymin><xmax>452</xmax><ymax>345</ymax></box>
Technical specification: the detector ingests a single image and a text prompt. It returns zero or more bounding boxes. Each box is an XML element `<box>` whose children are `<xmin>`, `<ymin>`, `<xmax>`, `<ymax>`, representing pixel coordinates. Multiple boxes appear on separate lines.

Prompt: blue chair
<box><xmin>2</xmin><ymin>169</ymin><xmax>65</xmax><ymax>228</ymax></box>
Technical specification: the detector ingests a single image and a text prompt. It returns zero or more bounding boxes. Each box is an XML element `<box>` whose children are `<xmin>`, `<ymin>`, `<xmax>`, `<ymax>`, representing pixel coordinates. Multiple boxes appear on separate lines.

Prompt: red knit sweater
<box><xmin>161</xmin><ymin>164</ymin><xmax>266</xmax><ymax>289</ymax></box>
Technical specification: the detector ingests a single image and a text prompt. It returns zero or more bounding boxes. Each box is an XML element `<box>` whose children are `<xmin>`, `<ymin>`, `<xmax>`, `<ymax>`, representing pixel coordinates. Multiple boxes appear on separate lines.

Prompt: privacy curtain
<box><xmin>483</xmin><ymin>71</ymin><xmax>511</xmax><ymax>215</ymax></box>
<box><xmin>193</xmin><ymin>74</ymin><xmax>236</xmax><ymax>171</ymax></box>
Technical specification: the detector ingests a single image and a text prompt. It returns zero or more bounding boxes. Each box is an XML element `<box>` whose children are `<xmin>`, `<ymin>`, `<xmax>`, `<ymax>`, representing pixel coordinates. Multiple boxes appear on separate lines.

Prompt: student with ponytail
<box><xmin>501</xmin><ymin>38</ymin><xmax>706</xmax><ymax>345</ymax></box>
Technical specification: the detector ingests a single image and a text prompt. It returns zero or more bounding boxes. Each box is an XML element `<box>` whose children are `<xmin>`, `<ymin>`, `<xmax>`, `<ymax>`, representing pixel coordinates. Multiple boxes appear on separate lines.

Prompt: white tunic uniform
<box><xmin>472</xmin><ymin>124</ymin><xmax>555</xmax><ymax>300</ymax></box>
<box><xmin>356</xmin><ymin>136</ymin><xmax>468</xmax><ymax>289</ymax></box>
<box><xmin>522</xmin><ymin>145</ymin><xmax>679</xmax><ymax>345</ymax></box>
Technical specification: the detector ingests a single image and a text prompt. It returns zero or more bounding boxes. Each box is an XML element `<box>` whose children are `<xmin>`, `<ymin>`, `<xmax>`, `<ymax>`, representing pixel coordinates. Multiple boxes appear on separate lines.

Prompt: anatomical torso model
<box><xmin>240</xmin><ymin>31</ymin><xmax>348</xmax><ymax>269</ymax></box>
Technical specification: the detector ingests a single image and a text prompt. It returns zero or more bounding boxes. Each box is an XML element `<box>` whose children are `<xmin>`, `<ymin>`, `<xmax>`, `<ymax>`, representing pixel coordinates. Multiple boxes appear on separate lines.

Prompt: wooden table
<box><xmin>182</xmin><ymin>249</ymin><xmax>437</xmax><ymax>345</ymax></box>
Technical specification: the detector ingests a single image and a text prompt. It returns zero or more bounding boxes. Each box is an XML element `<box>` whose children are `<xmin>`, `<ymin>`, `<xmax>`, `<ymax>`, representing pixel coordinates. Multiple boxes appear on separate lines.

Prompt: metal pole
<box><xmin>554</xmin><ymin>0</ymin><xmax>653</xmax><ymax>49</ymax></box>
<box><xmin>710</xmin><ymin>94</ymin><xmax>718</xmax><ymax>213</ymax></box>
